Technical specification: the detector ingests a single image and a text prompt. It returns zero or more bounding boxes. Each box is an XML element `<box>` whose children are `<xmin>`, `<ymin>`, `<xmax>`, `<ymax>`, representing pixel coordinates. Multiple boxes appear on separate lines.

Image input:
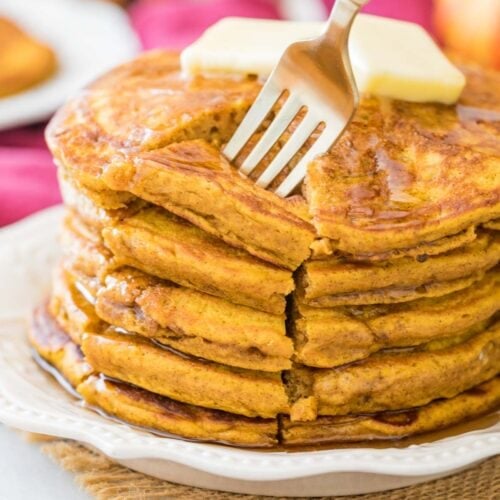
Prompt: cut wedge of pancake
<box><xmin>282</xmin><ymin>377</ymin><xmax>500</xmax><ymax>446</ymax></box>
<box><xmin>95</xmin><ymin>268</ymin><xmax>292</xmax><ymax>372</ymax></box>
<box><xmin>301</xmin><ymin>232</ymin><xmax>500</xmax><ymax>307</ymax></box>
<box><xmin>102</xmin><ymin>140</ymin><xmax>315</xmax><ymax>270</ymax></box>
<box><xmin>290</xmin><ymin>321</ymin><xmax>500</xmax><ymax>418</ymax></box>
<box><xmin>306</xmin><ymin>66</ymin><xmax>500</xmax><ymax>254</ymax></box>
<box><xmin>102</xmin><ymin>207</ymin><xmax>294</xmax><ymax>314</ymax></box>
<box><xmin>293</xmin><ymin>271</ymin><xmax>500</xmax><ymax>367</ymax></box>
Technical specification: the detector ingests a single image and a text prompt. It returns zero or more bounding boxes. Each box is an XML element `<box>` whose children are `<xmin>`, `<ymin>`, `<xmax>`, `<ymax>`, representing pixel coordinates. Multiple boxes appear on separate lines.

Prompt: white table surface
<box><xmin>0</xmin><ymin>425</ymin><xmax>90</xmax><ymax>500</ymax></box>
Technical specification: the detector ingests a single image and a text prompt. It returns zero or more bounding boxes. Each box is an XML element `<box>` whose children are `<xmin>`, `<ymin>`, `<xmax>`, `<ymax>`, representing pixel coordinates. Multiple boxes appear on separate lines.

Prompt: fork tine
<box><xmin>255</xmin><ymin>113</ymin><xmax>318</xmax><ymax>189</ymax></box>
<box><xmin>239</xmin><ymin>95</ymin><xmax>302</xmax><ymax>175</ymax></box>
<box><xmin>275</xmin><ymin>126</ymin><xmax>340</xmax><ymax>197</ymax></box>
<box><xmin>223</xmin><ymin>81</ymin><xmax>282</xmax><ymax>161</ymax></box>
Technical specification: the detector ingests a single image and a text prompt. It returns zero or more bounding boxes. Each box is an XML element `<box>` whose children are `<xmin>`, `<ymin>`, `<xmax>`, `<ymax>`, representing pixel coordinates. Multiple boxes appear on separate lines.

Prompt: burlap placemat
<box><xmin>37</xmin><ymin>439</ymin><xmax>499</xmax><ymax>499</ymax></box>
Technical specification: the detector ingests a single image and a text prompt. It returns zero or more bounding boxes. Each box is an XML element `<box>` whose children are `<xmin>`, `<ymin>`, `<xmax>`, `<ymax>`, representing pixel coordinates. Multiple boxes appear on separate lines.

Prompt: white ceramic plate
<box><xmin>0</xmin><ymin>207</ymin><xmax>498</xmax><ymax>497</ymax></box>
<box><xmin>0</xmin><ymin>0</ymin><xmax>139</xmax><ymax>130</ymax></box>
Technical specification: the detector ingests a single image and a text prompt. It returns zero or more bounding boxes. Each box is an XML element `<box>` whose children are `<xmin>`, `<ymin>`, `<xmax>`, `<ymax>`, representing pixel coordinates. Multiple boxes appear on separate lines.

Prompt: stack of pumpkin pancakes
<box><xmin>30</xmin><ymin>51</ymin><xmax>500</xmax><ymax>448</ymax></box>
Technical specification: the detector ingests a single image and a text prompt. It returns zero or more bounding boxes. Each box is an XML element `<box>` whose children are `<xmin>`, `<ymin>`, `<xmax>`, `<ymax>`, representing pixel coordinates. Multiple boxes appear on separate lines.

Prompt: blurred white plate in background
<box><xmin>0</xmin><ymin>0</ymin><xmax>139</xmax><ymax>130</ymax></box>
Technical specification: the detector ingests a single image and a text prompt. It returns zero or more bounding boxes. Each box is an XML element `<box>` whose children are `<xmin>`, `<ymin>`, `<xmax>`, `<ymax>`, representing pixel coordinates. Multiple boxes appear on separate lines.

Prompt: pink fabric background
<box><xmin>0</xmin><ymin>0</ymin><xmax>433</xmax><ymax>227</ymax></box>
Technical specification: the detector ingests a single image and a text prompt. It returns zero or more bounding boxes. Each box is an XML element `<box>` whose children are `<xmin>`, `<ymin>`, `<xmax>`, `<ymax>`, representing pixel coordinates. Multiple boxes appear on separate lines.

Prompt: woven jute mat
<box><xmin>35</xmin><ymin>438</ymin><xmax>499</xmax><ymax>500</ymax></box>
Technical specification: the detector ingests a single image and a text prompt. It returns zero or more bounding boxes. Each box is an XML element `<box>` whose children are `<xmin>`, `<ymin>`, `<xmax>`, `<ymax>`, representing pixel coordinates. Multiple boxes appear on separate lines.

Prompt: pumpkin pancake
<box><xmin>301</xmin><ymin>231</ymin><xmax>500</xmax><ymax>307</ymax></box>
<box><xmin>287</xmin><ymin>321</ymin><xmax>500</xmax><ymax>420</ymax></box>
<box><xmin>309</xmin><ymin>225</ymin><xmax>478</xmax><ymax>262</ymax></box>
<box><xmin>293</xmin><ymin>270</ymin><xmax>500</xmax><ymax>367</ymax></box>
<box><xmin>47</xmin><ymin>52</ymin><xmax>499</xmax><ymax>258</ymax></box>
<box><xmin>305</xmin><ymin>66</ymin><xmax>500</xmax><ymax>255</ymax></box>
<box><xmin>282</xmin><ymin>377</ymin><xmax>500</xmax><ymax>446</ymax></box>
<box><xmin>79</xmin><ymin>376</ymin><xmax>278</xmax><ymax>447</ymax></box>
<box><xmin>101</xmin><ymin>207</ymin><xmax>294</xmax><ymax>314</ymax></box>
<box><xmin>95</xmin><ymin>267</ymin><xmax>292</xmax><ymax>372</ymax></box>
<box><xmin>0</xmin><ymin>17</ymin><xmax>57</xmax><ymax>97</ymax></box>
<box><xmin>81</xmin><ymin>331</ymin><xmax>289</xmax><ymax>418</ymax></box>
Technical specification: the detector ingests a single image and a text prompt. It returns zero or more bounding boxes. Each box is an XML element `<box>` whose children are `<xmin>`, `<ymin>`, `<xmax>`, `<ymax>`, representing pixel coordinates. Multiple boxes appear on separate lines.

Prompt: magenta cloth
<box><xmin>130</xmin><ymin>0</ymin><xmax>281</xmax><ymax>50</ymax></box>
<box><xmin>1</xmin><ymin>0</ymin><xmax>434</xmax><ymax>227</ymax></box>
<box><xmin>0</xmin><ymin>124</ymin><xmax>61</xmax><ymax>227</ymax></box>
<box><xmin>323</xmin><ymin>0</ymin><xmax>434</xmax><ymax>34</ymax></box>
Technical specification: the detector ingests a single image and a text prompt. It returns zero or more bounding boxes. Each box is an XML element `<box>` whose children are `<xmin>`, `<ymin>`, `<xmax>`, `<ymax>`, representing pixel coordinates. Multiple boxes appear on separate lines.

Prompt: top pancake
<box><xmin>46</xmin><ymin>51</ymin><xmax>500</xmax><ymax>257</ymax></box>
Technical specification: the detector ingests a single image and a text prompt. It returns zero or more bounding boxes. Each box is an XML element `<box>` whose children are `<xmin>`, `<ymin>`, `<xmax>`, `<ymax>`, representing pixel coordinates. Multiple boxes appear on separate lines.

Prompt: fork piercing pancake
<box><xmin>0</xmin><ymin>17</ymin><xmax>57</xmax><ymax>97</ymax></box>
<box><xmin>102</xmin><ymin>140</ymin><xmax>316</xmax><ymax>269</ymax></box>
<box><xmin>46</xmin><ymin>52</ymin><xmax>500</xmax><ymax>257</ymax></box>
<box><xmin>30</xmin><ymin>305</ymin><xmax>500</xmax><ymax>446</ymax></box>
<box><xmin>33</xmin><ymin>50</ymin><xmax>500</xmax><ymax>447</ymax></box>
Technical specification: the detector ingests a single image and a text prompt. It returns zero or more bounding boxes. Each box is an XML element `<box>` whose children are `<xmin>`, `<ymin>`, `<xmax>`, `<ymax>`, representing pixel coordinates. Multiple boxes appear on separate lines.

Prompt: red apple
<box><xmin>434</xmin><ymin>0</ymin><xmax>500</xmax><ymax>69</ymax></box>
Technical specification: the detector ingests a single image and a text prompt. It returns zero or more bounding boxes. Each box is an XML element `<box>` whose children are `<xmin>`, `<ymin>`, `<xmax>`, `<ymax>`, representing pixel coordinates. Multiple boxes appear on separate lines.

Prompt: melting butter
<box><xmin>181</xmin><ymin>16</ymin><xmax>465</xmax><ymax>104</ymax></box>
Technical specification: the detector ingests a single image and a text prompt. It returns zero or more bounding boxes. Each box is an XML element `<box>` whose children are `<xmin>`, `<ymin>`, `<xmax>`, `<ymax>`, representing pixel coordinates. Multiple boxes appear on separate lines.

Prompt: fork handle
<box><xmin>322</xmin><ymin>0</ymin><xmax>370</xmax><ymax>47</ymax></box>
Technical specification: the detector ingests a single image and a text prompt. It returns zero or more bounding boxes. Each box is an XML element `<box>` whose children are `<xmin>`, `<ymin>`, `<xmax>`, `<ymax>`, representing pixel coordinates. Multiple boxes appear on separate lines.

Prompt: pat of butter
<box><xmin>181</xmin><ymin>16</ymin><xmax>465</xmax><ymax>104</ymax></box>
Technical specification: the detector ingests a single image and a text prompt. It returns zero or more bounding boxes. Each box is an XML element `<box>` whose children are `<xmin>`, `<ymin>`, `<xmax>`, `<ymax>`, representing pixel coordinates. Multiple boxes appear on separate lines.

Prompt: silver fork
<box><xmin>224</xmin><ymin>0</ymin><xmax>369</xmax><ymax>197</ymax></box>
